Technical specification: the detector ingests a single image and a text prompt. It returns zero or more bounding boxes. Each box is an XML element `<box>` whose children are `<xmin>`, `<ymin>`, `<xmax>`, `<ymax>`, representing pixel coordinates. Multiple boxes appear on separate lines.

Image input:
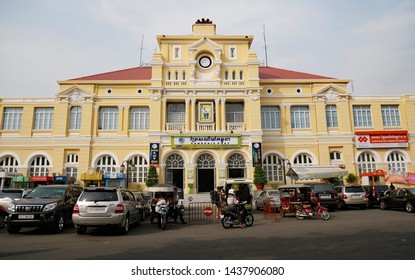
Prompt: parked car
<box><xmin>380</xmin><ymin>188</ymin><xmax>415</xmax><ymax>213</ymax></box>
<box><xmin>304</xmin><ymin>182</ymin><xmax>339</xmax><ymax>211</ymax></box>
<box><xmin>255</xmin><ymin>190</ymin><xmax>281</xmax><ymax>211</ymax></box>
<box><xmin>0</xmin><ymin>188</ymin><xmax>32</xmax><ymax>200</ymax></box>
<box><xmin>72</xmin><ymin>186</ymin><xmax>141</xmax><ymax>234</ymax></box>
<box><xmin>336</xmin><ymin>185</ymin><xmax>368</xmax><ymax>209</ymax></box>
<box><xmin>135</xmin><ymin>192</ymin><xmax>151</xmax><ymax>220</ymax></box>
<box><xmin>6</xmin><ymin>184</ymin><xmax>83</xmax><ymax>234</ymax></box>
<box><xmin>362</xmin><ymin>185</ymin><xmax>389</xmax><ymax>208</ymax></box>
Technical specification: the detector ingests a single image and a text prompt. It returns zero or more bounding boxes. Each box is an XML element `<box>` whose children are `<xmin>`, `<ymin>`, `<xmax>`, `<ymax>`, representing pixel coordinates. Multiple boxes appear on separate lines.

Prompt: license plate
<box><xmin>351</xmin><ymin>194</ymin><xmax>361</xmax><ymax>199</ymax></box>
<box><xmin>320</xmin><ymin>195</ymin><xmax>330</xmax><ymax>199</ymax></box>
<box><xmin>18</xmin><ymin>215</ymin><xmax>34</xmax><ymax>219</ymax></box>
<box><xmin>88</xmin><ymin>206</ymin><xmax>106</xmax><ymax>213</ymax></box>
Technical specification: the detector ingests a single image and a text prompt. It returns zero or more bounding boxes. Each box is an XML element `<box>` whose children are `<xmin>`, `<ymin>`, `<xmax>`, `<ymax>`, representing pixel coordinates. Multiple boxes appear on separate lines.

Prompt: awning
<box><xmin>286</xmin><ymin>166</ymin><xmax>348</xmax><ymax>180</ymax></box>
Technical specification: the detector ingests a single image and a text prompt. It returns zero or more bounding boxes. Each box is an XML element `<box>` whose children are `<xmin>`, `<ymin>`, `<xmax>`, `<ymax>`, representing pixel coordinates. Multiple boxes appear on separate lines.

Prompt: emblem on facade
<box><xmin>69</xmin><ymin>90</ymin><xmax>83</xmax><ymax>103</ymax></box>
<box><xmin>325</xmin><ymin>88</ymin><xmax>337</xmax><ymax>101</ymax></box>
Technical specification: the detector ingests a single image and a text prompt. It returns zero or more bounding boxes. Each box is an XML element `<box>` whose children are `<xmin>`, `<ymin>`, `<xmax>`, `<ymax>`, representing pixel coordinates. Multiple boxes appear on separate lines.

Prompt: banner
<box><xmin>149</xmin><ymin>143</ymin><xmax>160</xmax><ymax>167</ymax></box>
<box><xmin>252</xmin><ymin>142</ymin><xmax>262</xmax><ymax>166</ymax></box>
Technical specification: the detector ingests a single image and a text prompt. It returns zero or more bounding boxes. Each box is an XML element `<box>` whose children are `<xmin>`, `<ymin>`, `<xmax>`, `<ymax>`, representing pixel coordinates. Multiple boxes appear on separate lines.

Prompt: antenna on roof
<box><xmin>263</xmin><ymin>24</ymin><xmax>269</xmax><ymax>67</ymax></box>
<box><xmin>139</xmin><ymin>34</ymin><xmax>144</xmax><ymax>67</ymax></box>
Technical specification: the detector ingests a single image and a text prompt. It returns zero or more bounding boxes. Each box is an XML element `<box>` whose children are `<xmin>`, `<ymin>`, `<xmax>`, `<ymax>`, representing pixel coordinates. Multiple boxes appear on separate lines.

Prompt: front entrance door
<box><xmin>196</xmin><ymin>153</ymin><xmax>216</xmax><ymax>193</ymax></box>
<box><xmin>197</xmin><ymin>169</ymin><xmax>215</xmax><ymax>192</ymax></box>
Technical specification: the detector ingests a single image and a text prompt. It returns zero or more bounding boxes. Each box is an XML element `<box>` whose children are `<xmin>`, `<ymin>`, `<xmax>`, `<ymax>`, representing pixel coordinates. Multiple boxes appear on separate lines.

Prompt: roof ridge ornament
<box><xmin>195</xmin><ymin>18</ymin><xmax>212</xmax><ymax>24</ymax></box>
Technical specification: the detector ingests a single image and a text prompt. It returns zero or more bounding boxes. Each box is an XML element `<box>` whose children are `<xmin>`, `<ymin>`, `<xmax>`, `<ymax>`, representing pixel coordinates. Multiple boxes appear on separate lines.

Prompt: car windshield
<box><xmin>313</xmin><ymin>184</ymin><xmax>334</xmax><ymax>192</ymax></box>
<box><xmin>79</xmin><ymin>189</ymin><xmax>118</xmax><ymax>202</ymax></box>
<box><xmin>27</xmin><ymin>187</ymin><xmax>66</xmax><ymax>199</ymax></box>
<box><xmin>0</xmin><ymin>191</ymin><xmax>23</xmax><ymax>199</ymax></box>
<box><xmin>407</xmin><ymin>189</ymin><xmax>415</xmax><ymax>195</ymax></box>
<box><xmin>345</xmin><ymin>186</ymin><xmax>364</xmax><ymax>193</ymax></box>
<box><xmin>268</xmin><ymin>191</ymin><xmax>280</xmax><ymax>197</ymax></box>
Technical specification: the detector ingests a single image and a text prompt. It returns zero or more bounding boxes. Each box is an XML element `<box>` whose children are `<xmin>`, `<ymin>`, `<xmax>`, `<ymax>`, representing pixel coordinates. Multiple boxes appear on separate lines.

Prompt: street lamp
<box><xmin>277</xmin><ymin>158</ymin><xmax>292</xmax><ymax>185</ymax></box>
<box><xmin>120</xmin><ymin>160</ymin><xmax>136</xmax><ymax>188</ymax></box>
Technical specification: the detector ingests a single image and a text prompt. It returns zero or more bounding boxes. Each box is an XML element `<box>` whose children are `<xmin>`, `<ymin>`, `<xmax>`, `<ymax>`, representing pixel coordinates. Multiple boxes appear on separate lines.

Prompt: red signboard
<box><xmin>355</xmin><ymin>131</ymin><xmax>408</xmax><ymax>148</ymax></box>
<box><xmin>203</xmin><ymin>207</ymin><xmax>213</xmax><ymax>217</ymax></box>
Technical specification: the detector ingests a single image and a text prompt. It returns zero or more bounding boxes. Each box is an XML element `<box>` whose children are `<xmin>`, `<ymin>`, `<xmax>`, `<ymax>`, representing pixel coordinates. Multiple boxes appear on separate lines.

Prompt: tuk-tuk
<box><xmin>147</xmin><ymin>184</ymin><xmax>184</xmax><ymax>227</ymax></box>
<box><xmin>278</xmin><ymin>184</ymin><xmax>309</xmax><ymax>217</ymax></box>
<box><xmin>217</xmin><ymin>178</ymin><xmax>254</xmax><ymax>210</ymax></box>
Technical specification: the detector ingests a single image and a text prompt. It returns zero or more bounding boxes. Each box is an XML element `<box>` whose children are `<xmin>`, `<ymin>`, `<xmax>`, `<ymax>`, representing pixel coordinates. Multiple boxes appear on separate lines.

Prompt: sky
<box><xmin>0</xmin><ymin>0</ymin><xmax>414</xmax><ymax>98</ymax></box>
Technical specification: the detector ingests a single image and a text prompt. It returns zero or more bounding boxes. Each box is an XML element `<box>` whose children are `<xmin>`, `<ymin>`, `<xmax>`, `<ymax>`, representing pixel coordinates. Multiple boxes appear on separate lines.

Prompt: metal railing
<box><xmin>187</xmin><ymin>202</ymin><xmax>219</xmax><ymax>222</ymax></box>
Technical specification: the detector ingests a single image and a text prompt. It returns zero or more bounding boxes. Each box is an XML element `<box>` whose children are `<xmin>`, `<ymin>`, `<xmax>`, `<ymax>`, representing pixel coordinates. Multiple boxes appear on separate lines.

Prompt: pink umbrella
<box><xmin>385</xmin><ymin>174</ymin><xmax>407</xmax><ymax>183</ymax></box>
<box><xmin>406</xmin><ymin>172</ymin><xmax>415</xmax><ymax>184</ymax></box>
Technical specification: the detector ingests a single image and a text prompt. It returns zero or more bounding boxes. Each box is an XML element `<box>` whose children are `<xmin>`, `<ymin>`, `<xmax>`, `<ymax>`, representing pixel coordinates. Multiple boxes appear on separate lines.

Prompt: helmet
<box><xmin>228</xmin><ymin>189</ymin><xmax>235</xmax><ymax>195</ymax></box>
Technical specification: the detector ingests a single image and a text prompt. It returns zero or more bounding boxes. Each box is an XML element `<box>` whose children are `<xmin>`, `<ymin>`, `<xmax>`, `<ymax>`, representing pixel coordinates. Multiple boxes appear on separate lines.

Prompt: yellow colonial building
<box><xmin>1</xmin><ymin>19</ymin><xmax>414</xmax><ymax>192</ymax></box>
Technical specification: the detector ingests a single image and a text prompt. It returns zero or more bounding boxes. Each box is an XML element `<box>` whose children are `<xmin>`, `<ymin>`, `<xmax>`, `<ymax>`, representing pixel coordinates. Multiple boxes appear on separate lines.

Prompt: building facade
<box><xmin>1</xmin><ymin>19</ymin><xmax>414</xmax><ymax>191</ymax></box>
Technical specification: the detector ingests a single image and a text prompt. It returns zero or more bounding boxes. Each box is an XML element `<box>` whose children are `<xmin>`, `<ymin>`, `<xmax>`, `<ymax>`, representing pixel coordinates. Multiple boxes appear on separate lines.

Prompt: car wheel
<box><xmin>337</xmin><ymin>201</ymin><xmax>346</xmax><ymax>210</ymax></box>
<box><xmin>54</xmin><ymin>213</ymin><xmax>65</xmax><ymax>233</ymax></box>
<box><xmin>380</xmin><ymin>201</ymin><xmax>387</xmax><ymax>210</ymax></box>
<box><xmin>7</xmin><ymin>225</ymin><xmax>21</xmax><ymax>234</ymax></box>
<box><xmin>405</xmin><ymin>202</ymin><xmax>414</xmax><ymax>213</ymax></box>
<box><xmin>120</xmin><ymin>216</ymin><xmax>130</xmax><ymax>234</ymax></box>
<box><xmin>76</xmin><ymin>226</ymin><xmax>87</xmax><ymax>235</ymax></box>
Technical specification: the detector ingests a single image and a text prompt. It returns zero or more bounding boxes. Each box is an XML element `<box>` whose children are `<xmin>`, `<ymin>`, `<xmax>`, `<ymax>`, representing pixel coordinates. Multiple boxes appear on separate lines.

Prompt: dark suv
<box><xmin>6</xmin><ymin>184</ymin><xmax>83</xmax><ymax>234</ymax></box>
<box><xmin>362</xmin><ymin>185</ymin><xmax>389</xmax><ymax>208</ymax></box>
<box><xmin>305</xmin><ymin>183</ymin><xmax>338</xmax><ymax>211</ymax></box>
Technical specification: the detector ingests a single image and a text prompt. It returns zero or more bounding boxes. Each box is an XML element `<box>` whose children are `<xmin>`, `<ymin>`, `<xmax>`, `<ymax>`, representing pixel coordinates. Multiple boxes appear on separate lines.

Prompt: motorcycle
<box><xmin>157</xmin><ymin>203</ymin><xmax>168</xmax><ymax>230</ymax></box>
<box><xmin>221</xmin><ymin>202</ymin><xmax>254</xmax><ymax>229</ymax></box>
<box><xmin>295</xmin><ymin>201</ymin><xmax>330</xmax><ymax>220</ymax></box>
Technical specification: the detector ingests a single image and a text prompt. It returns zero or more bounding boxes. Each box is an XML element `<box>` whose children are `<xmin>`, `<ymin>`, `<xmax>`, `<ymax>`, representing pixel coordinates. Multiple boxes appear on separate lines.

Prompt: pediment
<box><xmin>312</xmin><ymin>84</ymin><xmax>350</xmax><ymax>101</ymax></box>
<box><xmin>56</xmin><ymin>86</ymin><xmax>95</xmax><ymax>103</ymax></box>
<box><xmin>189</xmin><ymin>37</ymin><xmax>222</xmax><ymax>59</ymax></box>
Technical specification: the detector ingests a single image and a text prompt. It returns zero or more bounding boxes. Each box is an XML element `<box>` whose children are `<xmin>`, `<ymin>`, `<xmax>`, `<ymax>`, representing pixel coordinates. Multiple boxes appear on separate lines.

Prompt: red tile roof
<box><xmin>68</xmin><ymin>66</ymin><xmax>333</xmax><ymax>81</ymax></box>
<box><xmin>259</xmin><ymin>66</ymin><xmax>334</xmax><ymax>79</ymax></box>
<box><xmin>70</xmin><ymin>67</ymin><xmax>152</xmax><ymax>81</ymax></box>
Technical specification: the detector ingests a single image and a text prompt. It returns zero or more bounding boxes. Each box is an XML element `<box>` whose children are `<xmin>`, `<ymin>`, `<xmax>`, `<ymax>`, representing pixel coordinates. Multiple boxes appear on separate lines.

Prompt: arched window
<box><xmin>227</xmin><ymin>153</ymin><xmax>246</xmax><ymax>178</ymax></box>
<box><xmin>0</xmin><ymin>155</ymin><xmax>18</xmax><ymax>172</ymax></box>
<box><xmin>197</xmin><ymin>153</ymin><xmax>215</xmax><ymax>168</ymax></box>
<box><xmin>263</xmin><ymin>154</ymin><xmax>283</xmax><ymax>182</ymax></box>
<box><xmin>167</xmin><ymin>71</ymin><xmax>171</xmax><ymax>80</ymax></box>
<box><xmin>232</xmin><ymin>70</ymin><xmax>236</xmax><ymax>80</ymax></box>
<box><xmin>293</xmin><ymin>153</ymin><xmax>313</xmax><ymax>166</ymax></box>
<box><xmin>239</xmin><ymin>70</ymin><xmax>243</xmax><ymax>80</ymax></box>
<box><xmin>182</xmin><ymin>70</ymin><xmax>186</xmax><ymax>80</ymax></box>
<box><xmin>225</xmin><ymin>71</ymin><xmax>229</xmax><ymax>80</ymax></box>
<box><xmin>96</xmin><ymin>155</ymin><xmax>117</xmax><ymax>173</ymax></box>
<box><xmin>174</xmin><ymin>70</ymin><xmax>179</xmax><ymax>80</ymax></box>
<box><xmin>129</xmin><ymin>155</ymin><xmax>148</xmax><ymax>183</ymax></box>
<box><xmin>65</xmin><ymin>153</ymin><xmax>79</xmax><ymax>179</ymax></box>
<box><xmin>29</xmin><ymin>156</ymin><xmax>50</xmax><ymax>176</ymax></box>
<box><xmin>387</xmin><ymin>152</ymin><xmax>406</xmax><ymax>173</ymax></box>
<box><xmin>357</xmin><ymin>152</ymin><xmax>376</xmax><ymax>174</ymax></box>
<box><xmin>166</xmin><ymin>154</ymin><xmax>184</xmax><ymax>169</ymax></box>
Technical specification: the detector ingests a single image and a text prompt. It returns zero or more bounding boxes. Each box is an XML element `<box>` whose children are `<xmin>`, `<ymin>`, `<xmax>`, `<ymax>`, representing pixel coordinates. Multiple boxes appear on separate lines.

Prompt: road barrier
<box><xmin>188</xmin><ymin>202</ymin><xmax>219</xmax><ymax>222</ymax></box>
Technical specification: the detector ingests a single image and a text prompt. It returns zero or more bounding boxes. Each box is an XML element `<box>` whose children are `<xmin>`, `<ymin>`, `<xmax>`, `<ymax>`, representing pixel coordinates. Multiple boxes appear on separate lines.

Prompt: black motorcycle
<box><xmin>221</xmin><ymin>202</ymin><xmax>254</xmax><ymax>229</ymax></box>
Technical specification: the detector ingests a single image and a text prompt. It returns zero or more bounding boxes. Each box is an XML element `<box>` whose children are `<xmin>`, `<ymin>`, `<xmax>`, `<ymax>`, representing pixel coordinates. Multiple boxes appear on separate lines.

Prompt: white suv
<box><xmin>336</xmin><ymin>185</ymin><xmax>368</xmax><ymax>210</ymax></box>
<box><xmin>72</xmin><ymin>187</ymin><xmax>141</xmax><ymax>235</ymax></box>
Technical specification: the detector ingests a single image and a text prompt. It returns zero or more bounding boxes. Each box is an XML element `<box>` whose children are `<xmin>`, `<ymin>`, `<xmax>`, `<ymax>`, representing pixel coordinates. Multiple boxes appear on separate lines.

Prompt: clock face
<box><xmin>198</xmin><ymin>56</ymin><xmax>212</xmax><ymax>68</ymax></box>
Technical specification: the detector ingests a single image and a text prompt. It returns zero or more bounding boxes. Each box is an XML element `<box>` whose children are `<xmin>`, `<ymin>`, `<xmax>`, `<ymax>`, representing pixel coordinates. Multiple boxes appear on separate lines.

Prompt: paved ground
<box><xmin>0</xmin><ymin>207</ymin><xmax>414</xmax><ymax>260</ymax></box>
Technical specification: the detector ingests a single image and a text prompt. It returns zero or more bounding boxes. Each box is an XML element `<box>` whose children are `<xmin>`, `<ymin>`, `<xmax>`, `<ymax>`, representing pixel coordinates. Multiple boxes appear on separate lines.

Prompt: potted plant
<box><xmin>345</xmin><ymin>173</ymin><xmax>358</xmax><ymax>185</ymax></box>
<box><xmin>253</xmin><ymin>165</ymin><xmax>268</xmax><ymax>190</ymax></box>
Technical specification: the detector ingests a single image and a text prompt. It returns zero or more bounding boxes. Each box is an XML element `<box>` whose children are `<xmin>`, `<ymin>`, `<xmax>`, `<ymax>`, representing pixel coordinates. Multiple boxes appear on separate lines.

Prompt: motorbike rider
<box><xmin>168</xmin><ymin>195</ymin><xmax>187</xmax><ymax>224</ymax></box>
<box><xmin>226</xmin><ymin>188</ymin><xmax>245</xmax><ymax>228</ymax></box>
<box><xmin>155</xmin><ymin>194</ymin><xmax>167</xmax><ymax>224</ymax></box>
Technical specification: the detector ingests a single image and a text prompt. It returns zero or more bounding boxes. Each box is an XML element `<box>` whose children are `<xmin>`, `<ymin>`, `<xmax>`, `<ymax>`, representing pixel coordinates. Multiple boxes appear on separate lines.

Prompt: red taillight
<box><xmin>342</xmin><ymin>194</ymin><xmax>348</xmax><ymax>199</ymax></box>
<box><xmin>372</xmin><ymin>188</ymin><xmax>376</xmax><ymax>197</ymax></box>
<box><xmin>333</xmin><ymin>193</ymin><xmax>338</xmax><ymax>198</ymax></box>
<box><xmin>114</xmin><ymin>204</ymin><xmax>125</xmax><ymax>214</ymax></box>
<box><xmin>365</xmin><ymin>193</ymin><xmax>369</xmax><ymax>199</ymax></box>
<box><xmin>73</xmin><ymin>204</ymin><xmax>79</xmax><ymax>214</ymax></box>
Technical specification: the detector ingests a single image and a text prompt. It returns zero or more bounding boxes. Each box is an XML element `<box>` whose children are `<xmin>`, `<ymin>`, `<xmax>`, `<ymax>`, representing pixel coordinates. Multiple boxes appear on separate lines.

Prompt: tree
<box><xmin>253</xmin><ymin>165</ymin><xmax>268</xmax><ymax>187</ymax></box>
<box><xmin>345</xmin><ymin>173</ymin><xmax>358</xmax><ymax>185</ymax></box>
<box><xmin>145</xmin><ymin>165</ymin><xmax>159</xmax><ymax>187</ymax></box>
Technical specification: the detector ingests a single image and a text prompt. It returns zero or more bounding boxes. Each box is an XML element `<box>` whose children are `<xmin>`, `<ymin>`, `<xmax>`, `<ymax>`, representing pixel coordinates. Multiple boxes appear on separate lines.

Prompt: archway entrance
<box><xmin>196</xmin><ymin>153</ymin><xmax>215</xmax><ymax>193</ymax></box>
<box><xmin>228</xmin><ymin>153</ymin><xmax>246</xmax><ymax>178</ymax></box>
<box><xmin>165</xmin><ymin>153</ymin><xmax>184</xmax><ymax>197</ymax></box>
